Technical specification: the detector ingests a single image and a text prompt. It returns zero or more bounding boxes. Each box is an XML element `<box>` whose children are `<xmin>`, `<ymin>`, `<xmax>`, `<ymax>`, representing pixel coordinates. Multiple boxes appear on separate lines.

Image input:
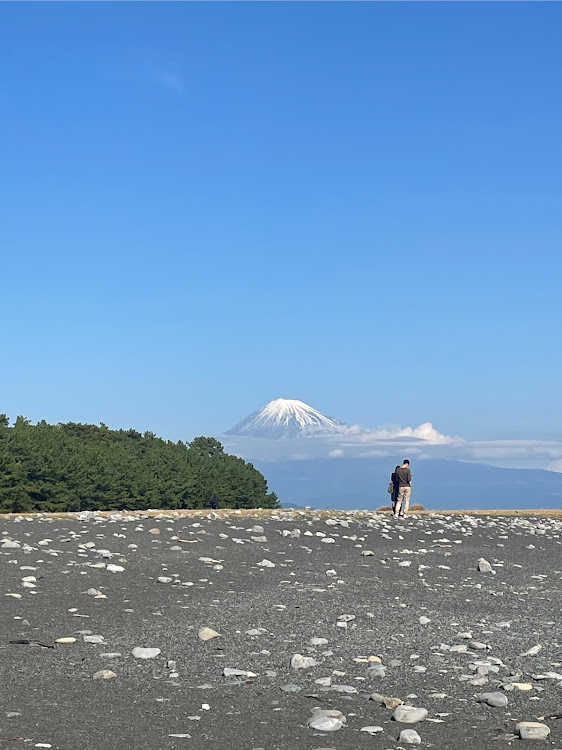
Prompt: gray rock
<box><xmin>309</xmin><ymin>637</ymin><xmax>328</xmax><ymax>646</ymax></box>
<box><xmin>307</xmin><ymin>709</ymin><xmax>346</xmax><ymax>733</ymax></box>
<box><xmin>83</xmin><ymin>635</ymin><xmax>105</xmax><ymax>644</ymax></box>
<box><xmin>479</xmin><ymin>692</ymin><xmax>508</xmax><ymax>707</ymax></box>
<box><xmin>399</xmin><ymin>729</ymin><xmax>422</xmax><ymax>745</ymax></box>
<box><xmin>392</xmin><ymin>706</ymin><xmax>428</xmax><ymax>724</ymax></box>
<box><xmin>291</xmin><ymin>653</ymin><xmax>317</xmax><ymax>669</ymax></box>
<box><xmin>308</xmin><ymin>717</ymin><xmax>343</xmax><ymax>732</ymax></box>
<box><xmin>326</xmin><ymin>684</ymin><xmax>357</xmax><ymax>694</ymax></box>
<box><xmin>280</xmin><ymin>684</ymin><xmax>301</xmax><ymax>692</ymax></box>
<box><xmin>515</xmin><ymin>722</ymin><xmax>550</xmax><ymax>740</ymax></box>
<box><xmin>223</xmin><ymin>667</ymin><xmax>257</xmax><ymax>678</ymax></box>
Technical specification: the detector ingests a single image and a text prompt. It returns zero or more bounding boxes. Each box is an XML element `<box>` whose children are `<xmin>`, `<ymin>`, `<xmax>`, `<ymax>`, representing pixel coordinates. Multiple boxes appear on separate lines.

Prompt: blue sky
<box><xmin>2</xmin><ymin>2</ymin><xmax>561</xmax><ymax>454</ymax></box>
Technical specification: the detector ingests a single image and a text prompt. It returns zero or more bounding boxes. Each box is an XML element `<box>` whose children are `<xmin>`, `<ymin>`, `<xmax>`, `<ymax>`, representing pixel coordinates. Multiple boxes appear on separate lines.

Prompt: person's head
<box><xmin>402</xmin><ymin>459</ymin><xmax>410</xmax><ymax>466</ymax></box>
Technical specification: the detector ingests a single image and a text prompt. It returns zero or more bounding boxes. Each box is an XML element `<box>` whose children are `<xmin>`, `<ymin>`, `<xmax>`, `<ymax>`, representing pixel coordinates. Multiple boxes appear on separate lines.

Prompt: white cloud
<box><xmin>338</xmin><ymin>421</ymin><xmax>456</xmax><ymax>446</ymax></box>
<box><xmin>328</xmin><ymin>449</ymin><xmax>344</xmax><ymax>458</ymax></box>
<box><xmin>221</xmin><ymin>420</ymin><xmax>562</xmax><ymax>472</ymax></box>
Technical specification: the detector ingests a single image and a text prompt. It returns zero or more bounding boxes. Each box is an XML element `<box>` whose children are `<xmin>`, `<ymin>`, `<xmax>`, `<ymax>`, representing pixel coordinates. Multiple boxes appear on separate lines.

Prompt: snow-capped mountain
<box><xmin>225</xmin><ymin>398</ymin><xmax>347</xmax><ymax>439</ymax></box>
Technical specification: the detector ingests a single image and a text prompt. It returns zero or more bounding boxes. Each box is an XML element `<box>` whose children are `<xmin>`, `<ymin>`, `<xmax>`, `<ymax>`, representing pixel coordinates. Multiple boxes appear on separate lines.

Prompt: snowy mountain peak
<box><xmin>225</xmin><ymin>398</ymin><xmax>347</xmax><ymax>439</ymax></box>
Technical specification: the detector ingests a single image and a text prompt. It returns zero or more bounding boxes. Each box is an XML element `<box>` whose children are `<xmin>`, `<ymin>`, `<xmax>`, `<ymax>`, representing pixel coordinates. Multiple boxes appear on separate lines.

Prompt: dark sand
<box><xmin>1</xmin><ymin>509</ymin><xmax>561</xmax><ymax>749</ymax></box>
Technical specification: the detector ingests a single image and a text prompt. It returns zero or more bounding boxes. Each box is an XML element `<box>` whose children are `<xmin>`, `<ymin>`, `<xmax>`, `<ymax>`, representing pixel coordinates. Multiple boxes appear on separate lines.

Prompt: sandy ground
<box><xmin>1</xmin><ymin>509</ymin><xmax>561</xmax><ymax>749</ymax></box>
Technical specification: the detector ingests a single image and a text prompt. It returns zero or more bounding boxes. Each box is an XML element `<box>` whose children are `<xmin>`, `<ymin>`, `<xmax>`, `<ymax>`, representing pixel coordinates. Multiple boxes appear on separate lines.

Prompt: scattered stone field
<box><xmin>1</xmin><ymin>509</ymin><xmax>561</xmax><ymax>749</ymax></box>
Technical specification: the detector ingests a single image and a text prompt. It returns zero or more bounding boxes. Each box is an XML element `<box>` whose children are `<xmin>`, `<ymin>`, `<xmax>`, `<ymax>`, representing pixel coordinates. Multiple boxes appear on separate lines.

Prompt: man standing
<box><xmin>394</xmin><ymin>459</ymin><xmax>412</xmax><ymax>518</ymax></box>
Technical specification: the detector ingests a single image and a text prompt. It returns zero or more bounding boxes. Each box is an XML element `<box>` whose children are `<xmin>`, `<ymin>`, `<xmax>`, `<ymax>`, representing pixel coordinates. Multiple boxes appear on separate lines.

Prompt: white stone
<box><xmin>106</xmin><ymin>564</ymin><xmax>124</xmax><ymax>573</ymax></box>
<box><xmin>198</xmin><ymin>627</ymin><xmax>220</xmax><ymax>641</ymax></box>
<box><xmin>132</xmin><ymin>647</ymin><xmax>161</xmax><ymax>659</ymax></box>
<box><xmin>399</xmin><ymin>729</ymin><xmax>422</xmax><ymax>744</ymax></box>
<box><xmin>223</xmin><ymin>667</ymin><xmax>257</xmax><ymax>678</ymax></box>
<box><xmin>392</xmin><ymin>706</ymin><xmax>428</xmax><ymax>724</ymax></box>
<box><xmin>291</xmin><ymin>653</ymin><xmax>318</xmax><ymax>669</ymax></box>
<box><xmin>515</xmin><ymin>722</ymin><xmax>550</xmax><ymax>740</ymax></box>
<box><xmin>93</xmin><ymin>669</ymin><xmax>116</xmax><ymax>680</ymax></box>
<box><xmin>308</xmin><ymin>716</ymin><xmax>343</xmax><ymax>732</ymax></box>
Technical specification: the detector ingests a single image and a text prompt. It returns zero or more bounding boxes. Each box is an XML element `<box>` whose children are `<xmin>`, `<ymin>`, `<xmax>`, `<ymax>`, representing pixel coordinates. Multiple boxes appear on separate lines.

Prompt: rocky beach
<box><xmin>1</xmin><ymin>509</ymin><xmax>561</xmax><ymax>749</ymax></box>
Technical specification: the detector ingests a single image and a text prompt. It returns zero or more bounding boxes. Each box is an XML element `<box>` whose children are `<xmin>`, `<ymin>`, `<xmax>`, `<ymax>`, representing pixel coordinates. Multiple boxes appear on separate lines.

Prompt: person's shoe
<box><xmin>393</xmin><ymin>513</ymin><xmax>399</xmax><ymax>518</ymax></box>
<box><xmin>399</xmin><ymin>513</ymin><xmax>405</xmax><ymax>518</ymax></box>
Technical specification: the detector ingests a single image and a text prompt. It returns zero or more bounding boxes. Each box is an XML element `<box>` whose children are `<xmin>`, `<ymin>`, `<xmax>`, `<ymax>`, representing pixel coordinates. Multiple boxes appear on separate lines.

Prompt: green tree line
<box><xmin>0</xmin><ymin>415</ymin><xmax>278</xmax><ymax>513</ymax></box>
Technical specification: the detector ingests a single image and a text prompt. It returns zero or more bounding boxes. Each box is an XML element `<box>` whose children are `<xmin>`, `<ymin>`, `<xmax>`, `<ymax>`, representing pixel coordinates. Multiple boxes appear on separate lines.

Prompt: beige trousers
<box><xmin>395</xmin><ymin>486</ymin><xmax>411</xmax><ymax>515</ymax></box>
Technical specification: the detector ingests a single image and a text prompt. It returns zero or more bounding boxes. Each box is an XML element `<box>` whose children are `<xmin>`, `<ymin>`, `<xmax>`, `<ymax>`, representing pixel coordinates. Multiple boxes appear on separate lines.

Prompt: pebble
<box><xmin>478</xmin><ymin>692</ymin><xmax>508</xmax><ymax>707</ymax></box>
<box><xmin>360</xmin><ymin>726</ymin><xmax>383</xmax><ymax>734</ymax></box>
<box><xmin>93</xmin><ymin>670</ymin><xmax>117</xmax><ymax>680</ymax></box>
<box><xmin>399</xmin><ymin>729</ymin><xmax>422</xmax><ymax>744</ymax></box>
<box><xmin>309</xmin><ymin>637</ymin><xmax>328</xmax><ymax>646</ymax></box>
<box><xmin>223</xmin><ymin>667</ymin><xmax>257</xmax><ymax>678</ymax></box>
<box><xmin>291</xmin><ymin>654</ymin><xmax>317</xmax><ymax>669</ymax></box>
<box><xmin>281</xmin><ymin>683</ymin><xmax>301</xmax><ymax>692</ymax></box>
<box><xmin>392</xmin><ymin>706</ymin><xmax>428</xmax><ymax>724</ymax></box>
<box><xmin>106</xmin><ymin>564</ymin><xmax>124</xmax><ymax>573</ymax></box>
<box><xmin>515</xmin><ymin>721</ymin><xmax>550</xmax><ymax>740</ymax></box>
<box><xmin>198</xmin><ymin>627</ymin><xmax>220</xmax><ymax>641</ymax></box>
<box><xmin>131</xmin><ymin>647</ymin><xmax>161</xmax><ymax>659</ymax></box>
<box><xmin>83</xmin><ymin>635</ymin><xmax>105</xmax><ymax>644</ymax></box>
<box><xmin>307</xmin><ymin>709</ymin><xmax>346</xmax><ymax>733</ymax></box>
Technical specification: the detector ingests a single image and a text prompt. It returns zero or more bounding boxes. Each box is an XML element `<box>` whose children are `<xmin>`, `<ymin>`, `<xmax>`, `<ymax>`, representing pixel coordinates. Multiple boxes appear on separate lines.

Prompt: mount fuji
<box><xmin>224</xmin><ymin>398</ymin><xmax>347</xmax><ymax>439</ymax></box>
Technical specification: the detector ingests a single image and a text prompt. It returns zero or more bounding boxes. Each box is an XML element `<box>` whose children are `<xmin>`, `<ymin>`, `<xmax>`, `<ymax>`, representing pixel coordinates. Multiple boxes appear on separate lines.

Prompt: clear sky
<box><xmin>2</xmin><ymin>2</ymin><xmax>561</xmax><ymax>446</ymax></box>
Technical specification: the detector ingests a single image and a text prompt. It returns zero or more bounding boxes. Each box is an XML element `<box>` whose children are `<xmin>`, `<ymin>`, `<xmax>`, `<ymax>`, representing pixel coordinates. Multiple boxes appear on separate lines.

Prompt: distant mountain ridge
<box><xmin>255</xmin><ymin>456</ymin><xmax>562</xmax><ymax>511</ymax></box>
<box><xmin>225</xmin><ymin>398</ymin><xmax>347</xmax><ymax>439</ymax></box>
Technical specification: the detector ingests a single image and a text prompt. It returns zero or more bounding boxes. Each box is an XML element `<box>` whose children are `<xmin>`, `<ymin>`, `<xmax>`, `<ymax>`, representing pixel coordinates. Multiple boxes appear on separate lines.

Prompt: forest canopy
<box><xmin>0</xmin><ymin>415</ymin><xmax>279</xmax><ymax>513</ymax></box>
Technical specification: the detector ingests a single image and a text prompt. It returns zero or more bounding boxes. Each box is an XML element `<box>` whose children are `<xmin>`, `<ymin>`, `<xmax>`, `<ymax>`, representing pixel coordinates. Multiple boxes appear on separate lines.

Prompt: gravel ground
<box><xmin>1</xmin><ymin>509</ymin><xmax>562</xmax><ymax>749</ymax></box>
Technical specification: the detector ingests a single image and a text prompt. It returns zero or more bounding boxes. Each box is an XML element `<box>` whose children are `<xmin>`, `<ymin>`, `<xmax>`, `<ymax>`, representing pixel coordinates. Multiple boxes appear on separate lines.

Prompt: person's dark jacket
<box><xmin>390</xmin><ymin>470</ymin><xmax>399</xmax><ymax>506</ymax></box>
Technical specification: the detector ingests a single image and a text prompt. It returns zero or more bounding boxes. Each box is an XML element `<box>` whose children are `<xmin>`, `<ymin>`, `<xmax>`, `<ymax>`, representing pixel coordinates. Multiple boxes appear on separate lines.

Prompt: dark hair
<box><xmin>403</xmin><ymin>459</ymin><xmax>410</xmax><ymax>465</ymax></box>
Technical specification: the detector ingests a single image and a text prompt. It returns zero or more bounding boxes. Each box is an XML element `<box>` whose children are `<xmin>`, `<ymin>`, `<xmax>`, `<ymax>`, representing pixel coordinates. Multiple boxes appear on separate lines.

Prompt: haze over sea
<box><xmin>2</xmin><ymin>2</ymin><xmax>562</xmax><ymax>501</ymax></box>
